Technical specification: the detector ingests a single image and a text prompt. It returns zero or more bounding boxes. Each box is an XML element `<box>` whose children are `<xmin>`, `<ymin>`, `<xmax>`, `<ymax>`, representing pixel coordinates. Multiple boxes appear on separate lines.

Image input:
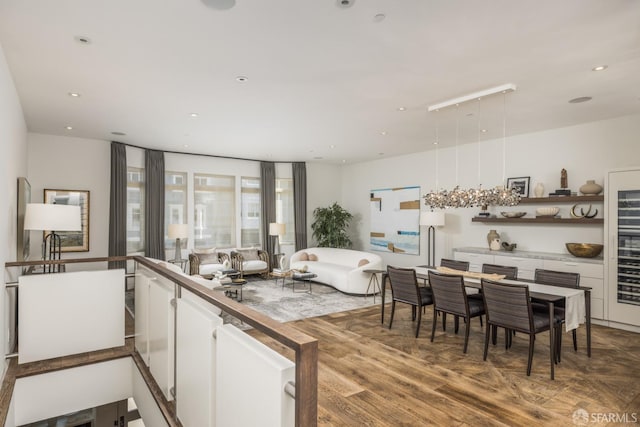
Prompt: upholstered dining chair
<box><xmin>440</xmin><ymin>258</ymin><xmax>470</xmax><ymax>271</ymax></box>
<box><xmin>533</xmin><ymin>269</ymin><xmax>581</xmax><ymax>361</ymax></box>
<box><xmin>428</xmin><ymin>271</ymin><xmax>485</xmax><ymax>353</ymax></box>
<box><xmin>387</xmin><ymin>266</ymin><xmax>433</xmax><ymax>338</ymax></box>
<box><xmin>481</xmin><ymin>279</ymin><xmax>555</xmax><ymax>378</ymax></box>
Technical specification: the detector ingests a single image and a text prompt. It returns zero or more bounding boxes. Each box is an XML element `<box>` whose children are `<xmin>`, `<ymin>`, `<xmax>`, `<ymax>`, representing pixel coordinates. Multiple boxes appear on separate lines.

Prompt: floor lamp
<box><xmin>269</xmin><ymin>222</ymin><xmax>285</xmax><ymax>267</ymax></box>
<box><xmin>420</xmin><ymin>211</ymin><xmax>445</xmax><ymax>268</ymax></box>
<box><xmin>168</xmin><ymin>224</ymin><xmax>189</xmax><ymax>262</ymax></box>
<box><xmin>24</xmin><ymin>203</ymin><xmax>81</xmax><ymax>273</ymax></box>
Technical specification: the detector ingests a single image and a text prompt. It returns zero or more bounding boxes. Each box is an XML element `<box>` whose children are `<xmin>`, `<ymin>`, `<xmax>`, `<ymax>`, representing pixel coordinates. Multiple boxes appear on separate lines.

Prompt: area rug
<box><xmin>221</xmin><ymin>277</ymin><xmax>381</xmax><ymax>329</ymax></box>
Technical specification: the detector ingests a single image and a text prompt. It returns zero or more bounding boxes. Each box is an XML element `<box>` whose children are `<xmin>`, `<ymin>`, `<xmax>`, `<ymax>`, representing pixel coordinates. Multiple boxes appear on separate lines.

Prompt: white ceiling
<box><xmin>1</xmin><ymin>0</ymin><xmax>639</xmax><ymax>164</ymax></box>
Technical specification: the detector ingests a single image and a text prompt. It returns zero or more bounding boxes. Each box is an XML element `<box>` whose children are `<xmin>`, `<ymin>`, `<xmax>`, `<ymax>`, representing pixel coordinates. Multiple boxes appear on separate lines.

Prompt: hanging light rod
<box><xmin>427</xmin><ymin>83</ymin><xmax>517</xmax><ymax>112</ymax></box>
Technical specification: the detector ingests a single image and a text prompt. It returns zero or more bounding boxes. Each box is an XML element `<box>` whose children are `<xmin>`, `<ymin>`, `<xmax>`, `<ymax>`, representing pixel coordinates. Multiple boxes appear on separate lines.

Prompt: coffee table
<box><xmin>288</xmin><ymin>271</ymin><xmax>316</xmax><ymax>293</ymax></box>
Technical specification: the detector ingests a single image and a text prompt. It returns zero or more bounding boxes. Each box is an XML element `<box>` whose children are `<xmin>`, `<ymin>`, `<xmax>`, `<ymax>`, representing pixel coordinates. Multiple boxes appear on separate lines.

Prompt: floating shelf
<box><xmin>472</xmin><ymin>217</ymin><xmax>604</xmax><ymax>224</ymax></box>
<box><xmin>519</xmin><ymin>195</ymin><xmax>604</xmax><ymax>204</ymax></box>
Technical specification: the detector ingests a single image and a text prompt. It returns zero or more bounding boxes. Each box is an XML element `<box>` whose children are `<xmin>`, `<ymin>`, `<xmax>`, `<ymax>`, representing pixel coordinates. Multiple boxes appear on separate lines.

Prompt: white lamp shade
<box><xmin>168</xmin><ymin>223</ymin><xmax>189</xmax><ymax>239</ymax></box>
<box><xmin>420</xmin><ymin>211</ymin><xmax>445</xmax><ymax>227</ymax></box>
<box><xmin>24</xmin><ymin>203</ymin><xmax>81</xmax><ymax>231</ymax></box>
<box><xmin>269</xmin><ymin>222</ymin><xmax>285</xmax><ymax>236</ymax></box>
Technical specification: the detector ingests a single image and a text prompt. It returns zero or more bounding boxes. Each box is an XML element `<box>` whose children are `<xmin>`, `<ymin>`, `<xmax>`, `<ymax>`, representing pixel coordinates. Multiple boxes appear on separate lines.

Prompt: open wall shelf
<box><xmin>518</xmin><ymin>195</ymin><xmax>604</xmax><ymax>204</ymax></box>
<box><xmin>471</xmin><ymin>217</ymin><xmax>603</xmax><ymax>224</ymax></box>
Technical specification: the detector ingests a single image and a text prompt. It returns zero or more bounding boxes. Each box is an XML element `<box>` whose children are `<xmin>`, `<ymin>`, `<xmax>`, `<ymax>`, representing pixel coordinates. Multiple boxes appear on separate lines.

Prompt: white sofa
<box><xmin>289</xmin><ymin>248</ymin><xmax>383</xmax><ymax>295</ymax></box>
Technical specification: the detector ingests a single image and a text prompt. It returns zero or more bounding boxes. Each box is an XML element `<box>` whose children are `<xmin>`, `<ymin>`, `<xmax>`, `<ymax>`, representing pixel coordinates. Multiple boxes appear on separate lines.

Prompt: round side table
<box><xmin>363</xmin><ymin>269</ymin><xmax>385</xmax><ymax>302</ymax></box>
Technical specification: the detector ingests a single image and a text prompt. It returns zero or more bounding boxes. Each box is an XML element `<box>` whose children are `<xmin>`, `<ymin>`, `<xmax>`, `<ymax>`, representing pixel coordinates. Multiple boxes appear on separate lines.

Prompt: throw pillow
<box><xmin>298</xmin><ymin>252</ymin><xmax>309</xmax><ymax>261</ymax></box>
<box><xmin>197</xmin><ymin>252</ymin><xmax>219</xmax><ymax>265</ymax></box>
<box><xmin>308</xmin><ymin>253</ymin><xmax>318</xmax><ymax>262</ymax></box>
<box><xmin>238</xmin><ymin>249</ymin><xmax>260</xmax><ymax>261</ymax></box>
<box><xmin>194</xmin><ymin>247</ymin><xmax>216</xmax><ymax>254</ymax></box>
<box><xmin>358</xmin><ymin>259</ymin><xmax>370</xmax><ymax>267</ymax></box>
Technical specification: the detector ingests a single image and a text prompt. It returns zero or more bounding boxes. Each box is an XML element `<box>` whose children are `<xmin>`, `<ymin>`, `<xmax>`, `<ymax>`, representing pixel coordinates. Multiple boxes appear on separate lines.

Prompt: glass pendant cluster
<box><xmin>423</xmin><ymin>185</ymin><xmax>521</xmax><ymax>209</ymax></box>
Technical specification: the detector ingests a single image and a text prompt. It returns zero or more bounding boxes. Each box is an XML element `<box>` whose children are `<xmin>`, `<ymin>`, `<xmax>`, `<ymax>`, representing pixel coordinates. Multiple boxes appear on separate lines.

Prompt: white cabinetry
<box><xmin>453</xmin><ymin>252</ymin><xmax>493</xmax><ymax>272</ymax></box>
<box><xmin>494</xmin><ymin>255</ymin><xmax>543</xmax><ymax>281</ymax></box>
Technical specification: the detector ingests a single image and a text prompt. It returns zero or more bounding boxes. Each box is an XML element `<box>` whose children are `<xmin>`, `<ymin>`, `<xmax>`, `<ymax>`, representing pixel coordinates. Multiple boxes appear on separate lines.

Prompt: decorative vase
<box><xmin>489</xmin><ymin>238</ymin><xmax>501</xmax><ymax>251</ymax></box>
<box><xmin>579</xmin><ymin>180</ymin><xmax>603</xmax><ymax>195</ymax></box>
<box><xmin>534</xmin><ymin>182</ymin><xmax>545</xmax><ymax>198</ymax></box>
<box><xmin>486</xmin><ymin>229</ymin><xmax>500</xmax><ymax>248</ymax></box>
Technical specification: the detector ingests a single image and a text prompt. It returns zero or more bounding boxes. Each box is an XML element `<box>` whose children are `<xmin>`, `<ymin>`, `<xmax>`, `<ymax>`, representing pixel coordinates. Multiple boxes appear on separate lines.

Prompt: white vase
<box><xmin>579</xmin><ymin>180</ymin><xmax>603</xmax><ymax>195</ymax></box>
<box><xmin>534</xmin><ymin>182</ymin><xmax>545</xmax><ymax>198</ymax></box>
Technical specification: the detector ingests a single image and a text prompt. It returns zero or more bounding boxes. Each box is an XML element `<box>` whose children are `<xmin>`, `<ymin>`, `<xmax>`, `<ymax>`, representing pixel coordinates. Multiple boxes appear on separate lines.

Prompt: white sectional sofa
<box><xmin>289</xmin><ymin>247</ymin><xmax>383</xmax><ymax>295</ymax></box>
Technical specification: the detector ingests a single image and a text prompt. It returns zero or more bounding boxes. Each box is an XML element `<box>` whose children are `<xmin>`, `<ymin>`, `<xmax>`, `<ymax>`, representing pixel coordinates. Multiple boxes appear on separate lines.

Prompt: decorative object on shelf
<box><xmin>561</xmin><ymin>168</ymin><xmax>568</xmax><ymax>188</ymax></box>
<box><xmin>423</xmin><ymin>84</ymin><xmax>521</xmax><ymax>210</ymax></box>
<box><xmin>486</xmin><ymin>229</ymin><xmax>500</xmax><ymax>248</ymax></box>
<box><xmin>500</xmin><ymin>211</ymin><xmax>526</xmax><ymax>218</ymax></box>
<box><xmin>536</xmin><ymin>207</ymin><xmax>560</xmax><ymax>217</ymax></box>
<box><xmin>420</xmin><ymin>211</ymin><xmax>446</xmax><ymax>267</ymax></box>
<box><xmin>502</xmin><ymin>242</ymin><xmax>517</xmax><ymax>251</ymax></box>
<box><xmin>168</xmin><ymin>223</ymin><xmax>188</xmax><ymax>262</ymax></box>
<box><xmin>579</xmin><ymin>180</ymin><xmax>603</xmax><ymax>195</ymax></box>
<box><xmin>489</xmin><ymin>238</ymin><xmax>501</xmax><ymax>251</ymax></box>
<box><xmin>534</xmin><ymin>182</ymin><xmax>545</xmax><ymax>198</ymax></box>
<box><xmin>565</xmin><ymin>243</ymin><xmax>604</xmax><ymax>258</ymax></box>
<box><xmin>507</xmin><ymin>177</ymin><xmax>530</xmax><ymax>197</ymax></box>
<box><xmin>570</xmin><ymin>204</ymin><xmax>598</xmax><ymax>219</ymax></box>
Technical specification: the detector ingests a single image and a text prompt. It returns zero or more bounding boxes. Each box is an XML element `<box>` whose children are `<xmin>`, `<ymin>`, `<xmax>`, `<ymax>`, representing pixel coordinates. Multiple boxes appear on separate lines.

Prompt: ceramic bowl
<box><xmin>566</xmin><ymin>243</ymin><xmax>604</xmax><ymax>258</ymax></box>
<box><xmin>501</xmin><ymin>211</ymin><xmax>526</xmax><ymax>218</ymax></box>
<box><xmin>536</xmin><ymin>207</ymin><xmax>559</xmax><ymax>217</ymax></box>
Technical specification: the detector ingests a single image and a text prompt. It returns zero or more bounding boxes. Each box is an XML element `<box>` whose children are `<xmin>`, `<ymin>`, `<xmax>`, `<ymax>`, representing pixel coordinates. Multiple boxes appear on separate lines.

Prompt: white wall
<box><xmin>340</xmin><ymin>113</ymin><xmax>640</xmax><ymax>268</ymax></box>
<box><xmin>27</xmin><ymin>133</ymin><xmax>111</xmax><ymax>263</ymax></box>
<box><xmin>0</xmin><ymin>40</ymin><xmax>28</xmax><ymax>381</ymax></box>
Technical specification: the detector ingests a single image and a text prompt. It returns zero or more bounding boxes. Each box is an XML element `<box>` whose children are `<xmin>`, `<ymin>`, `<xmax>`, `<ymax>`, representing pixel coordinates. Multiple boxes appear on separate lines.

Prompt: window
<box><xmin>127</xmin><ymin>167</ymin><xmax>144</xmax><ymax>254</ymax></box>
<box><xmin>194</xmin><ymin>174</ymin><xmax>235</xmax><ymax>248</ymax></box>
<box><xmin>276</xmin><ymin>178</ymin><xmax>295</xmax><ymax>244</ymax></box>
<box><xmin>241</xmin><ymin>177</ymin><xmax>261</xmax><ymax>247</ymax></box>
<box><xmin>165</xmin><ymin>171</ymin><xmax>188</xmax><ymax>251</ymax></box>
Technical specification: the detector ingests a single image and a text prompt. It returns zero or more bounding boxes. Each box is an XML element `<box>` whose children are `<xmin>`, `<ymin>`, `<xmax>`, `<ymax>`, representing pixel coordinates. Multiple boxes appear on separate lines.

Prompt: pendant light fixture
<box><xmin>423</xmin><ymin>84</ymin><xmax>520</xmax><ymax>209</ymax></box>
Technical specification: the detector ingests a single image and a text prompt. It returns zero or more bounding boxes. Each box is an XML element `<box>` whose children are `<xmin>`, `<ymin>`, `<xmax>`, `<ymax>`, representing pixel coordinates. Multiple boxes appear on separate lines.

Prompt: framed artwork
<box><xmin>17</xmin><ymin>177</ymin><xmax>31</xmax><ymax>261</ymax></box>
<box><xmin>44</xmin><ymin>189</ymin><xmax>90</xmax><ymax>252</ymax></box>
<box><xmin>506</xmin><ymin>176</ymin><xmax>530</xmax><ymax>198</ymax></box>
<box><xmin>370</xmin><ymin>186</ymin><xmax>420</xmax><ymax>255</ymax></box>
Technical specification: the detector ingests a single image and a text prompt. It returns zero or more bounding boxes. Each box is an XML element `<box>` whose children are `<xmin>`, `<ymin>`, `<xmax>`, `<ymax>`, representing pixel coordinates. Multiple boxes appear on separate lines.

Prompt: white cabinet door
<box><xmin>454</xmin><ymin>252</ymin><xmax>494</xmax><ymax>272</ymax></box>
<box><xmin>543</xmin><ymin>259</ymin><xmax>604</xmax><ymax>320</ymax></box>
<box><xmin>494</xmin><ymin>255</ymin><xmax>544</xmax><ymax>281</ymax></box>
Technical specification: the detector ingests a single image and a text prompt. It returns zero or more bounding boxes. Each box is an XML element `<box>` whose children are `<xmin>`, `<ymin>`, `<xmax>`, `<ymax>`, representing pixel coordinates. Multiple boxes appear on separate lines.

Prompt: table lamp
<box><xmin>168</xmin><ymin>224</ymin><xmax>189</xmax><ymax>262</ymax></box>
<box><xmin>420</xmin><ymin>211</ymin><xmax>445</xmax><ymax>268</ymax></box>
<box><xmin>269</xmin><ymin>222</ymin><xmax>286</xmax><ymax>256</ymax></box>
<box><xmin>24</xmin><ymin>203</ymin><xmax>81</xmax><ymax>273</ymax></box>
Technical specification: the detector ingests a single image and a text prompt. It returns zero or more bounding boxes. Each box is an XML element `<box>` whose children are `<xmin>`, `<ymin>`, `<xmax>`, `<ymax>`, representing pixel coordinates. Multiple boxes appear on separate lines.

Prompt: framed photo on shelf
<box><xmin>506</xmin><ymin>176</ymin><xmax>530</xmax><ymax>198</ymax></box>
<box><xmin>44</xmin><ymin>189</ymin><xmax>90</xmax><ymax>252</ymax></box>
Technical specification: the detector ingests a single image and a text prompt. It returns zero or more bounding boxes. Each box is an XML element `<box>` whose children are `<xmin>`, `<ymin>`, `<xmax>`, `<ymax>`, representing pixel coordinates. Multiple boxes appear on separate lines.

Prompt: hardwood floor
<box><xmin>249</xmin><ymin>304</ymin><xmax>640</xmax><ymax>426</ymax></box>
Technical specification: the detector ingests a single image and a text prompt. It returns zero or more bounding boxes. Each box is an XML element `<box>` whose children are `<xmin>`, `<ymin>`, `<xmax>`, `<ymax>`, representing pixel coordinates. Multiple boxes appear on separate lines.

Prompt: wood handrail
<box><xmin>4</xmin><ymin>255</ymin><xmax>318</xmax><ymax>426</ymax></box>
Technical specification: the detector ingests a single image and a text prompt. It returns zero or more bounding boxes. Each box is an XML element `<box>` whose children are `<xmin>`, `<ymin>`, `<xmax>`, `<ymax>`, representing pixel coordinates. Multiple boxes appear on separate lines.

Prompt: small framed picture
<box><xmin>506</xmin><ymin>177</ymin><xmax>530</xmax><ymax>197</ymax></box>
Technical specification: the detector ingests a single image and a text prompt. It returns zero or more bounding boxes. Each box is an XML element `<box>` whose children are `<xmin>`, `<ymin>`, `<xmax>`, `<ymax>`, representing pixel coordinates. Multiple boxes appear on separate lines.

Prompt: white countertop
<box><xmin>453</xmin><ymin>246</ymin><xmax>604</xmax><ymax>265</ymax></box>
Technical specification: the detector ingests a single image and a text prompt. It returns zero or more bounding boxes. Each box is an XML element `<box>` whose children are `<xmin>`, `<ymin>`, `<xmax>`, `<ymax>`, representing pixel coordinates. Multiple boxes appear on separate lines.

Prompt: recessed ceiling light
<box><xmin>336</xmin><ymin>0</ymin><xmax>355</xmax><ymax>8</ymax></box>
<box><xmin>183</xmin><ymin>144</ymin><xmax>189</xmax><ymax>148</ymax></box>
<box><xmin>433</xmin><ymin>142</ymin><xmax>438</xmax><ymax>145</ymax></box>
<box><xmin>74</xmin><ymin>36</ymin><xmax>92</xmax><ymax>45</ymax></box>
<box><xmin>592</xmin><ymin>65</ymin><xmax>608</xmax><ymax>72</ymax></box>
<box><xmin>378</xmin><ymin>152</ymin><xmax>384</xmax><ymax>156</ymax></box>
<box><xmin>373</xmin><ymin>13</ymin><xmax>385</xmax><ymax>22</ymax></box>
<box><xmin>236</xmin><ymin>76</ymin><xmax>248</xmax><ymax>82</ymax></box>
<box><xmin>569</xmin><ymin>96</ymin><xmax>592</xmax><ymax>104</ymax></box>
<box><xmin>68</xmin><ymin>92</ymin><xmax>80</xmax><ymax>97</ymax></box>
<box><xmin>190</xmin><ymin>113</ymin><xmax>199</xmax><ymax>118</ymax></box>
<box><xmin>201</xmin><ymin>0</ymin><xmax>236</xmax><ymax>10</ymax></box>
<box><xmin>65</xmin><ymin>126</ymin><xmax>73</xmax><ymax>130</ymax></box>
<box><xmin>380</xmin><ymin>131</ymin><xmax>387</xmax><ymax>136</ymax></box>
<box><xmin>111</xmin><ymin>131</ymin><xmax>126</xmax><ymax>136</ymax></box>
<box><xmin>330</xmin><ymin>144</ymin><xmax>336</xmax><ymax>149</ymax></box>
<box><xmin>481</xmin><ymin>129</ymin><xmax>488</xmax><ymax>133</ymax></box>
<box><xmin>342</xmin><ymin>160</ymin><xmax>346</xmax><ymax>163</ymax></box>
<box><xmin>397</xmin><ymin>107</ymin><xmax>406</xmax><ymax>111</ymax></box>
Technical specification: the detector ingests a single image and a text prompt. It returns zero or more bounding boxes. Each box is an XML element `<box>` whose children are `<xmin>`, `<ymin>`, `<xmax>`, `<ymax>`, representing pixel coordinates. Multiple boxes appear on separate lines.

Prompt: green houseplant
<box><xmin>311</xmin><ymin>202</ymin><xmax>353</xmax><ymax>248</ymax></box>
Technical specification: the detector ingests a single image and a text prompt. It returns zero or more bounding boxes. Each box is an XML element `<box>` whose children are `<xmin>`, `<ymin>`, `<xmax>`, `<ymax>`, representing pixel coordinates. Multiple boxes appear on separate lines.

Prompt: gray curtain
<box><xmin>260</xmin><ymin>162</ymin><xmax>276</xmax><ymax>256</ymax></box>
<box><xmin>292</xmin><ymin>162</ymin><xmax>307</xmax><ymax>251</ymax></box>
<box><xmin>108</xmin><ymin>142</ymin><xmax>127</xmax><ymax>269</ymax></box>
<box><xmin>144</xmin><ymin>149</ymin><xmax>165</xmax><ymax>260</ymax></box>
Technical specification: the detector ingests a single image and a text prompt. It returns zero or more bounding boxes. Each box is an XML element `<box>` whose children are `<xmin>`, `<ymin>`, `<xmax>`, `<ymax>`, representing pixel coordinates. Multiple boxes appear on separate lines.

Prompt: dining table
<box><xmin>379</xmin><ymin>266</ymin><xmax>592</xmax><ymax>379</ymax></box>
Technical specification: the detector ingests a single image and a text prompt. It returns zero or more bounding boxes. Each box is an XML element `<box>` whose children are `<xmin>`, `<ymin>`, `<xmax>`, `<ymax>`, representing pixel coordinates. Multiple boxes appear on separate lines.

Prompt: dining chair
<box><xmin>440</xmin><ymin>258</ymin><xmax>470</xmax><ymax>271</ymax></box>
<box><xmin>481</xmin><ymin>279</ymin><xmax>555</xmax><ymax>378</ymax></box>
<box><xmin>387</xmin><ymin>265</ymin><xmax>433</xmax><ymax>338</ymax></box>
<box><xmin>533</xmin><ymin>269</ymin><xmax>581</xmax><ymax>360</ymax></box>
<box><xmin>482</xmin><ymin>263</ymin><xmax>518</xmax><ymax>280</ymax></box>
<box><xmin>428</xmin><ymin>271</ymin><xmax>485</xmax><ymax>353</ymax></box>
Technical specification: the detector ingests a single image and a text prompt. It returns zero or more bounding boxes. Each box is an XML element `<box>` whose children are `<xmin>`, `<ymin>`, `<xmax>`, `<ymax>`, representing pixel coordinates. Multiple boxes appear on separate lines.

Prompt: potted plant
<box><xmin>311</xmin><ymin>202</ymin><xmax>353</xmax><ymax>248</ymax></box>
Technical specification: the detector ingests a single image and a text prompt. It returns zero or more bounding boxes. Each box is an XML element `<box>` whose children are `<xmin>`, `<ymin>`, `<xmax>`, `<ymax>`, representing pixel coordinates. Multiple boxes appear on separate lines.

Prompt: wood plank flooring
<box><xmin>249</xmin><ymin>304</ymin><xmax>640</xmax><ymax>426</ymax></box>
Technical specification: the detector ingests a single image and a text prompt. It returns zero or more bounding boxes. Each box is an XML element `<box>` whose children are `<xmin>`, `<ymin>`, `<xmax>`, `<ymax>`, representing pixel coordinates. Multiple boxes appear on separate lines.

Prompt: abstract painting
<box><xmin>370</xmin><ymin>186</ymin><xmax>420</xmax><ymax>255</ymax></box>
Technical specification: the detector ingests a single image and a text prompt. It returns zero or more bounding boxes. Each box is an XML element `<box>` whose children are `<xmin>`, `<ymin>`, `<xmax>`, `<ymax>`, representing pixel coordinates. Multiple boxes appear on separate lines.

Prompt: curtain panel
<box><xmin>144</xmin><ymin>149</ymin><xmax>165</xmax><ymax>260</ymax></box>
<box><xmin>260</xmin><ymin>162</ymin><xmax>276</xmax><ymax>256</ymax></box>
<box><xmin>108</xmin><ymin>142</ymin><xmax>127</xmax><ymax>269</ymax></box>
<box><xmin>292</xmin><ymin>162</ymin><xmax>307</xmax><ymax>251</ymax></box>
